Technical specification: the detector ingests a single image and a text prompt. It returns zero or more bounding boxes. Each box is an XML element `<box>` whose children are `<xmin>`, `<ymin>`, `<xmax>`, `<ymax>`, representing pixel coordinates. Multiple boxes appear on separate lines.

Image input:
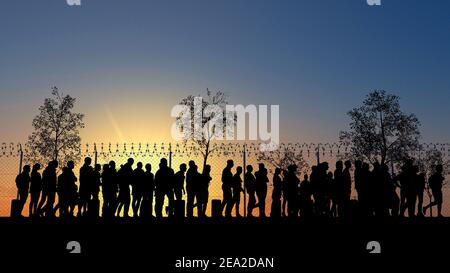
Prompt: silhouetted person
<box><xmin>41</xmin><ymin>160</ymin><xmax>58</xmax><ymax>217</ymax></box>
<box><xmin>388</xmin><ymin>168</ymin><xmax>400</xmax><ymax>217</ymax></box>
<box><xmin>221</xmin><ymin>160</ymin><xmax>234</xmax><ymax>217</ymax></box>
<box><xmin>92</xmin><ymin>164</ymin><xmax>101</xmax><ymax>200</ymax></box>
<box><xmin>369</xmin><ymin>162</ymin><xmax>382</xmax><ymax>217</ymax></box>
<box><xmin>286</xmin><ymin>164</ymin><xmax>300</xmax><ymax>217</ymax></box>
<box><xmin>340</xmin><ymin>160</ymin><xmax>352</xmax><ymax>217</ymax></box>
<box><xmin>231</xmin><ymin>166</ymin><xmax>243</xmax><ymax>217</ymax></box>
<box><xmin>198</xmin><ymin>165</ymin><xmax>212</xmax><ymax>217</ymax></box>
<box><xmin>102</xmin><ymin>161</ymin><xmax>118</xmax><ymax>217</ymax></box>
<box><xmin>299</xmin><ymin>174</ymin><xmax>313</xmax><ymax>217</ymax></box>
<box><xmin>311</xmin><ymin>163</ymin><xmax>329</xmax><ymax>217</ymax></box>
<box><xmin>376</xmin><ymin>164</ymin><xmax>392</xmax><ymax>217</ymax></box>
<box><xmin>416</xmin><ymin>172</ymin><xmax>426</xmax><ymax>217</ymax></box>
<box><xmin>396</xmin><ymin>160</ymin><xmax>416</xmax><ymax>217</ymax></box>
<box><xmin>29</xmin><ymin>163</ymin><xmax>42</xmax><ymax>217</ymax></box>
<box><xmin>245</xmin><ymin>165</ymin><xmax>256</xmax><ymax>217</ymax></box>
<box><xmin>116</xmin><ymin>158</ymin><xmax>134</xmax><ymax>217</ymax></box>
<box><xmin>405</xmin><ymin>164</ymin><xmax>419</xmax><ymax>217</ymax></box>
<box><xmin>174</xmin><ymin>164</ymin><xmax>187</xmax><ymax>201</ymax></box>
<box><xmin>423</xmin><ymin>164</ymin><xmax>444</xmax><ymax>217</ymax></box>
<box><xmin>154</xmin><ymin>158</ymin><xmax>174</xmax><ymax>217</ymax></box>
<box><xmin>85</xmin><ymin>164</ymin><xmax>101</xmax><ymax>218</ymax></box>
<box><xmin>281</xmin><ymin>169</ymin><xmax>289</xmax><ymax>217</ymax></box>
<box><xmin>37</xmin><ymin>162</ymin><xmax>51</xmax><ymax>216</ymax></box>
<box><xmin>333</xmin><ymin>161</ymin><xmax>345</xmax><ymax>217</ymax></box>
<box><xmin>15</xmin><ymin>165</ymin><xmax>31</xmax><ymax>216</ymax></box>
<box><xmin>255</xmin><ymin>163</ymin><xmax>269</xmax><ymax>217</ymax></box>
<box><xmin>360</xmin><ymin>162</ymin><xmax>371</xmax><ymax>216</ymax></box>
<box><xmin>354</xmin><ymin>160</ymin><xmax>363</xmax><ymax>201</ymax></box>
<box><xmin>309</xmin><ymin>166</ymin><xmax>318</xmax><ymax>215</ymax></box>
<box><xmin>78</xmin><ymin>157</ymin><xmax>94</xmax><ymax>217</ymax></box>
<box><xmin>132</xmin><ymin>162</ymin><xmax>145</xmax><ymax>217</ymax></box>
<box><xmin>57</xmin><ymin>167</ymin><xmax>70</xmax><ymax>217</ymax></box>
<box><xmin>186</xmin><ymin>161</ymin><xmax>199</xmax><ymax>217</ymax></box>
<box><xmin>327</xmin><ymin>171</ymin><xmax>335</xmax><ymax>217</ymax></box>
<box><xmin>270</xmin><ymin>168</ymin><xmax>282</xmax><ymax>218</ymax></box>
<box><xmin>141</xmin><ymin>163</ymin><xmax>155</xmax><ymax>217</ymax></box>
<box><xmin>57</xmin><ymin>161</ymin><xmax>77</xmax><ymax>217</ymax></box>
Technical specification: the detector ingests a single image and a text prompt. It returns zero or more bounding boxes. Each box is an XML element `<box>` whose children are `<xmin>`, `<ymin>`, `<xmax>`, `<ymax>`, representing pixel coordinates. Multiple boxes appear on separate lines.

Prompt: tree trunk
<box><xmin>380</xmin><ymin>111</ymin><xmax>387</xmax><ymax>165</ymax></box>
<box><xmin>203</xmin><ymin>141</ymin><xmax>210</xmax><ymax>171</ymax></box>
<box><xmin>54</xmin><ymin>136</ymin><xmax>58</xmax><ymax>162</ymax></box>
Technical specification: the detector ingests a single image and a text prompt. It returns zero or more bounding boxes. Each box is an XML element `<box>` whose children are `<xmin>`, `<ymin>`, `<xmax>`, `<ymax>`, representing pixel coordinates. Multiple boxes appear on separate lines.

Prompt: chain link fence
<box><xmin>1</xmin><ymin>142</ymin><xmax>450</xmax><ymax>217</ymax></box>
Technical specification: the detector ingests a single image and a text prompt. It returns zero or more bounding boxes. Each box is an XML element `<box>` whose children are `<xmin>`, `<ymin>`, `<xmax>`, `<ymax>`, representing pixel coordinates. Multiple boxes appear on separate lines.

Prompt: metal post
<box><xmin>243</xmin><ymin>144</ymin><xmax>247</xmax><ymax>218</ymax></box>
<box><xmin>169</xmin><ymin>143</ymin><xmax>172</xmax><ymax>168</ymax></box>
<box><xmin>316</xmin><ymin>143</ymin><xmax>320</xmax><ymax>165</ymax></box>
<box><xmin>94</xmin><ymin>143</ymin><xmax>98</xmax><ymax>166</ymax></box>
<box><xmin>17</xmin><ymin>144</ymin><xmax>23</xmax><ymax>200</ymax></box>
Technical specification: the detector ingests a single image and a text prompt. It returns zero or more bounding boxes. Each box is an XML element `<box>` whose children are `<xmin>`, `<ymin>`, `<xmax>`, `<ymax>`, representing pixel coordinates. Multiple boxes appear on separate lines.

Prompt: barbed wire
<box><xmin>2</xmin><ymin>142</ymin><xmax>450</xmax><ymax>160</ymax></box>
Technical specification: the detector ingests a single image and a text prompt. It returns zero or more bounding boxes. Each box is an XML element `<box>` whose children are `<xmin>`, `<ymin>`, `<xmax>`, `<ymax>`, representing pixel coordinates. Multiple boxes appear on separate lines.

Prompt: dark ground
<box><xmin>1</xmin><ymin>217</ymin><xmax>447</xmax><ymax>272</ymax></box>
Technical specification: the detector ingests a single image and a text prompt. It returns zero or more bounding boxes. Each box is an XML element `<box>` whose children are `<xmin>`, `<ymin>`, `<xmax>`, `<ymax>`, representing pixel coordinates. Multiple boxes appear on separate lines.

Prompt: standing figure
<box><xmin>132</xmin><ymin>162</ymin><xmax>145</xmax><ymax>217</ymax></box>
<box><xmin>354</xmin><ymin>160</ymin><xmax>363</xmax><ymax>202</ymax></box>
<box><xmin>90</xmin><ymin>164</ymin><xmax>102</xmax><ymax>217</ymax></box>
<box><xmin>281</xmin><ymin>169</ymin><xmax>290</xmax><ymax>217</ymax></box>
<box><xmin>154</xmin><ymin>158</ymin><xmax>174</xmax><ymax>217</ymax></box>
<box><xmin>270</xmin><ymin>168</ymin><xmax>282</xmax><ymax>218</ymax></box>
<box><xmin>423</xmin><ymin>164</ymin><xmax>444</xmax><ymax>217</ymax></box>
<box><xmin>116</xmin><ymin>158</ymin><xmax>134</xmax><ymax>217</ymax></box>
<box><xmin>231</xmin><ymin>166</ymin><xmax>243</xmax><ymax>217</ymax></box>
<box><xmin>299</xmin><ymin>174</ymin><xmax>313</xmax><ymax>217</ymax></box>
<box><xmin>57</xmin><ymin>167</ymin><xmax>70</xmax><ymax>217</ymax></box>
<box><xmin>141</xmin><ymin>163</ymin><xmax>155</xmax><ymax>217</ymax></box>
<box><xmin>174</xmin><ymin>164</ymin><xmax>187</xmax><ymax>202</ymax></box>
<box><xmin>102</xmin><ymin>161</ymin><xmax>118</xmax><ymax>217</ymax></box>
<box><xmin>286</xmin><ymin>164</ymin><xmax>300</xmax><ymax>217</ymax></box>
<box><xmin>245</xmin><ymin>165</ymin><xmax>256</xmax><ymax>217</ymax></box>
<box><xmin>37</xmin><ymin>161</ymin><xmax>54</xmax><ymax>216</ymax></box>
<box><xmin>29</xmin><ymin>163</ymin><xmax>42</xmax><ymax>217</ymax></box>
<box><xmin>186</xmin><ymin>161</ymin><xmax>199</xmax><ymax>217</ymax></box>
<box><xmin>15</xmin><ymin>165</ymin><xmax>31</xmax><ymax>216</ymax></box>
<box><xmin>340</xmin><ymin>160</ymin><xmax>352</xmax><ymax>217</ymax></box>
<box><xmin>221</xmin><ymin>160</ymin><xmax>234</xmax><ymax>217</ymax></box>
<box><xmin>255</xmin><ymin>163</ymin><xmax>269</xmax><ymax>217</ymax></box>
<box><xmin>57</xmin><ymin>161</ymin><xmax>77</xmax><ymax>217</ymax></box>
<box><xmin>416</xmin><ymin>172</ymin><xmax>426</xmax><ymax>217</ymax></box>
<box><xmin>42</xmin><ymin>160</ymin><xmax>58</xmax><ymax>217</ymax></box>
<box><xmin>78</xmin><ymin>157</ymin><xmax>93</xmax><ymax>217</ymax></box>
<box><xmin>333</xmin><ymin>161</ymin><xmax>344</xmax><ymax>217</ymax></box>
<box><xmin>198</xmin><ymin>165</ymin><xmax>212</xmax><ymax>217</ymax></box>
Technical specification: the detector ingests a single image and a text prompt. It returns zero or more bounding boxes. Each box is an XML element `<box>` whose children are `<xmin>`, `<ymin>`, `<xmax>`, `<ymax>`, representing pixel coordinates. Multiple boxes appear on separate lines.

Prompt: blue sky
<box><xmin>0</xmin><ymin>0</ymin><xmax>449</xmax><ymax>142</ymax></box>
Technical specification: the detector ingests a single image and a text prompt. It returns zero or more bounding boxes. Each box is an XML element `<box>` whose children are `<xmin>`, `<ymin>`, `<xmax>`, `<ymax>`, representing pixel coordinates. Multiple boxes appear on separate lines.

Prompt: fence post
<box><xmin>316</xmin><ymin>143</ymin><xmax>320</xmax><ymax>165</ymax></box>
<box><xmin>169</xmin><ymin>143</ymin><xmax>172</xmax><ymax>168</ymax></box>
<box><xmin>17</xmin><ymin>143</ymin><xmax>23</xmax><ymax>200</ymax></box>
<box><xmin>94</xmin><ymin>143</ymin><xmax>98</xmax><ymax>166</ymax></box>
<box><xmin>243</xmin><ymin>144</ymin><xmax>247</xmax><ymax>218</ymax></box>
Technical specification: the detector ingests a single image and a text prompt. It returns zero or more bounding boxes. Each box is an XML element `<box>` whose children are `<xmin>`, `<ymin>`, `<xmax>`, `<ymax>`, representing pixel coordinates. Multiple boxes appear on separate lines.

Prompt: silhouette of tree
<box><xmin>340</xmin><ymin>90</ymin><xmax>421</xmax><ymax>165</ymax></box>
<box><xmin>257</xmin><ymin>146</ymin><xmax>308</xmax><ymax>173</ymax></box>
<box><xmin>175</xmin><ymin>89</ymin><xmax>236</xmax><ymax>169</ymax></box>
<box><xmin>26</xmin><ymin>87</ymin><xmax>85</xmax><ymax>166</ymax></box>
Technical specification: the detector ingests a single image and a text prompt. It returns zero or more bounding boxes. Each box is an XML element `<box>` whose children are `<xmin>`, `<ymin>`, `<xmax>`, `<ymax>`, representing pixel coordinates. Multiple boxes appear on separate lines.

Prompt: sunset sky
<box><xmin>1</xmin><ymin>0</ymin><xmax>450</xmax><ymax>144</ymax></box>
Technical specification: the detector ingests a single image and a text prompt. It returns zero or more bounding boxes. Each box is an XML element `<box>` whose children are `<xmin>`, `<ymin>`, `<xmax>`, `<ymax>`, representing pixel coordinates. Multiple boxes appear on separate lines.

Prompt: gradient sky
<box><xmin>1</xmin><ymin>0</ymin><xmax>450</xmax><ymax>144</ymax></box>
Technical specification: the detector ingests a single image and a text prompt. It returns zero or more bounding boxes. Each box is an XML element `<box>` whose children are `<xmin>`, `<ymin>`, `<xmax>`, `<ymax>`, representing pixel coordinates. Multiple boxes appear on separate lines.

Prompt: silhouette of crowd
<box><xmin>14</xmin><ymin>157</ymin><xmax>446</xmax><ymax>218</ymax></box>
